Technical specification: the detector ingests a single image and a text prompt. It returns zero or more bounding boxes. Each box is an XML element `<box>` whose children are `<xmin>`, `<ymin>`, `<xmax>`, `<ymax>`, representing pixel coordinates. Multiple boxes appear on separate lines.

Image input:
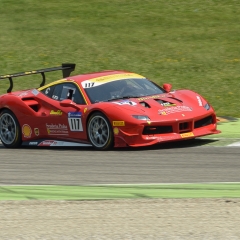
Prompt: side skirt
<box><xmin>22</xmin><ymin>139</ymin><xmax>92</xmax><ymax>147</ymax></box>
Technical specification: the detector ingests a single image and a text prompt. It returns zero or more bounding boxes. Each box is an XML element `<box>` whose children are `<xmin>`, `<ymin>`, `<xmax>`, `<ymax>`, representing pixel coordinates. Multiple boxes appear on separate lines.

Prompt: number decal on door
<box><xmin>68</xmin><ymin>112</ymin><xmax>83</xmax><ymax>131</ymax></box>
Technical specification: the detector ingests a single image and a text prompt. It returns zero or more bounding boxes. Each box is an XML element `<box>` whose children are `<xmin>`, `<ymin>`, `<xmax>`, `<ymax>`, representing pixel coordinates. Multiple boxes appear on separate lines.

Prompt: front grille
<box><xmin>143</xmin><ymin>126</ymin><xmax>173</xmax><ymax>135</ymax></box>
<box><xmin>179</xmin><ymin>122</ymin><xmax>189</xmax><ymax>130</ymax></box>
<box><xmin>194</xmin><ymin>116</ymin><xmax>213</xmax><ymax>129</ymax></box>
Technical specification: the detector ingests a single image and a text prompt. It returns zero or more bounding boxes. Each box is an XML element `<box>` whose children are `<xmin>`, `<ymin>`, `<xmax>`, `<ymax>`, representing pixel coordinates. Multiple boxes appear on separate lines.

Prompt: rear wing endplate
<box><xmin>0</xmin><ymin>63</ymin><xmax>75</xmax><ymax>93</ymax></box>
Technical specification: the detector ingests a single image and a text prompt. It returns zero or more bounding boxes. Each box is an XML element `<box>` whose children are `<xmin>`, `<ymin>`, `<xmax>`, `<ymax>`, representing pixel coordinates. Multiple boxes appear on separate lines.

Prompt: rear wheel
<box><xmin>87</xmin><ymin>112</ymin><xmax>114</xmax><ymax>150</ymax></box>
<box><xmin>0</xmin><ymin>110</ymin><xmax>22</xmax><ymax>148</ymax></box>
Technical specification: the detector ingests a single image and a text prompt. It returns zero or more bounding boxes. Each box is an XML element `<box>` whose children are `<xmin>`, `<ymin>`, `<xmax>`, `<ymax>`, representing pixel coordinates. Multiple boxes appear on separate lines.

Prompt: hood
<box><xmin>108</xmin><ymin>92</ymin><xmax>207</xmax><ymax>119</ymax></box>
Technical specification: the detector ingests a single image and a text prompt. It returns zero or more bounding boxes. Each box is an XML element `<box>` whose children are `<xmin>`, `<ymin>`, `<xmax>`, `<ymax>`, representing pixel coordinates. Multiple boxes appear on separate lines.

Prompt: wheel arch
<box><xmin>0</xmin><ymin>107</ymin><xmax>14</xmax><ymax>115</ymax></box>
<box><xmin>86</xmin><ymin>110</ymin><xmax>114</xmax><ymax>150</ymax></box>
<box><xmin>0</xmin><ymin>108</ymin><xmax>22</xmax><ymax>148</ymax></box>
<box><xmin>86</xmin><ymin>110</ymin><xmax>111</xmax><ymax>127</ymax></box>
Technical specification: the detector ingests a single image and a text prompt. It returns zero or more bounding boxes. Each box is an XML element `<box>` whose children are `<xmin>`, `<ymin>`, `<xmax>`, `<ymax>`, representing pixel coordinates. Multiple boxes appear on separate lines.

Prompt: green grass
<box><xmin>1</xmin><ymin>184</ymin><xmax>240</xmax><ymax>200</ymax></box>
<box><xmin>1</xmin><ymin>0</ymin><xmax>240</xmax><ymax>116</ymax></box>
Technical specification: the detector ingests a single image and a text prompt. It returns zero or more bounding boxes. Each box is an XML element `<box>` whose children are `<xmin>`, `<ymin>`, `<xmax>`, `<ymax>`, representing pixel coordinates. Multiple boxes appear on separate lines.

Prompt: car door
<box><xmin>39</xmin><ymin>82</ymin><xmax>87</xmax><ymax>141</ymax></box>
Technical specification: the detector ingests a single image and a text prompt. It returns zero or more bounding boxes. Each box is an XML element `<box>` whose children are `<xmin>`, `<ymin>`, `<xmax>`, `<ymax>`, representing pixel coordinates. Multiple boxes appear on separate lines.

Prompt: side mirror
<box><xmin>60</xmin><ymin>99</ymin><xmax>80</xmax><ymax>111</ymax></box>
<box><xmin>163</xmin><ymin>83</ymin><xmax>172</xmax><ymax>93</ymax></box>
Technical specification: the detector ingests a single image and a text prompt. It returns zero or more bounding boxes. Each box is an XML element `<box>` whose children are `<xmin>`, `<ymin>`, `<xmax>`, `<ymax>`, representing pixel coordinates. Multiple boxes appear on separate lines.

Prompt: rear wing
<box><xmin>0</xmin><ymin>63</ymin><xmax>76</xmax><ymax>93</ymax></box>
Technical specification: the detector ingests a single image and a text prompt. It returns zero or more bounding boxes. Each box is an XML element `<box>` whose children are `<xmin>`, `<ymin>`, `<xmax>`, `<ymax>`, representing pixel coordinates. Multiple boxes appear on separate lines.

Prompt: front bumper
<box><xmin>114</xmin><ymin>114</ymin><xmax>221</xmax><ymax>148</ymax></box>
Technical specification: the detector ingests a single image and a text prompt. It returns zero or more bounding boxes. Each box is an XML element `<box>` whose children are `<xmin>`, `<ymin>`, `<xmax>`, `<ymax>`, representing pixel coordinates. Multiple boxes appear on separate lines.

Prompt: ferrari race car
<box><xmin>0</xmin><ymin>63</ymin><xmax>220</xmax><ymax>150</ymax></box>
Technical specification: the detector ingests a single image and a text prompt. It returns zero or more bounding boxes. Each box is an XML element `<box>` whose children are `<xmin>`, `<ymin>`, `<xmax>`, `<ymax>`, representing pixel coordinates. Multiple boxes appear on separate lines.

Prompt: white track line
<box><xmin>227</xmin><ymin>141</ymin><xmax>240</xmax><ymax>147</ymax></box>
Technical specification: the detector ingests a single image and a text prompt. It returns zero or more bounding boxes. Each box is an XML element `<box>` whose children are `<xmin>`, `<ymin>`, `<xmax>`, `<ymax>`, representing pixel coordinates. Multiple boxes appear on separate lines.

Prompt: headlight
<box><xmin>204</xmin><ymin>103</ymin><xmax>210</xmax><ymax>110</ymax></box>
<box><xmin>132</xmin><ymin>115</ymin><xmax>150</xmax><ymax>120</ymax></box>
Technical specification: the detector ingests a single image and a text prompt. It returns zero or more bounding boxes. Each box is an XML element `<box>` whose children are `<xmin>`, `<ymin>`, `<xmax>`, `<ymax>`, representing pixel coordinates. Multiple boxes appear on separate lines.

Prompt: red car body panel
<box><xmin>0</xmin><ymin>66</ymin><xmax>220</xmax><ymax>148</ymax></box>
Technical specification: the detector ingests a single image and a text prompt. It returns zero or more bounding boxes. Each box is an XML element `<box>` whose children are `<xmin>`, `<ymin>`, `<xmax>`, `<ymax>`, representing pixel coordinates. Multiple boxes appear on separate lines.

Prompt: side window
<box><xmin>42</xmin><ymin>83</ymin><xmax>85</xmax><ymax>104</ymax></box>
<box><xmin>52</xmin><ymin>85</ymin><xmax>63</xmax><ymax>100</ymax></box>
<box><xmin>41</xmin><ymin>86</ymin><xmax>55</xmax><ymax>98</ymax></box>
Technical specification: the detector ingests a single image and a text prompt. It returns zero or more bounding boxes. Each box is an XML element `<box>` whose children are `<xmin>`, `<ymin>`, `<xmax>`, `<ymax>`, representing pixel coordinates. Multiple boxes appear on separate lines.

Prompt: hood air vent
<box><xmin>167</xmin><ymin>97</ymin><xmax>183</xmax><ymax>103</ymax></box>
<box><xmin>155</xmin><ymin>99</ymin><xmax>176</xmax><ymax>107</ymax></box>
<box><xmin>140</xmin><ymin>101</ymin><xmax>151</xmax><ymax>108</ymax></box>
<box><xmin>22</xmin><ymin>98</ymin><xmax>40</xmax><ymax>112</ymax></box>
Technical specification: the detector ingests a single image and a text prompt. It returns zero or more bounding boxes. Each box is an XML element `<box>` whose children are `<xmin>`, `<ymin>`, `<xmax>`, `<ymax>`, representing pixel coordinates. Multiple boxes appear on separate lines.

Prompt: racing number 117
<box><xmin>68</xmin><ymin>118</ymin><xmax>83</xmax><ymax>131</ymax></box>
<box><xmin>85</xmin><ymin>82</ymin><xmax>94</xmax><ymax>88</ymax></box>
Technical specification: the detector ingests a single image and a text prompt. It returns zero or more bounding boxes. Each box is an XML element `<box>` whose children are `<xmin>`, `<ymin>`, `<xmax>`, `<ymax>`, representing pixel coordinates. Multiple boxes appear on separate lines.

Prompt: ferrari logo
<box><xmin>34</xmin><ymin>128</ymin><xmax>39</xmax><ymax>136</ymax></box>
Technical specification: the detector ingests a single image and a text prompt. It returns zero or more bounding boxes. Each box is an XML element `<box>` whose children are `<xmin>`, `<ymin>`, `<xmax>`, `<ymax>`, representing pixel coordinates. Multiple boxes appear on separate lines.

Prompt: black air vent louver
<box><xmin>143</xmin><ymin>126</ymin><xmax>173</xmax><ymax>135</ymax></box>
<box><xmin>140</xmin><ymin>101</ymin><xmax>151</xmax><ymax>108</ymax></box>
<box><xmin>167</xmin><ymin>97</ymin><xmax>183</xmax><ymax>103</ymax></box>
<box><xmin>194</xmin><ymin>116</ymin><xmax>213</xmax><ymax>128</ymax></box>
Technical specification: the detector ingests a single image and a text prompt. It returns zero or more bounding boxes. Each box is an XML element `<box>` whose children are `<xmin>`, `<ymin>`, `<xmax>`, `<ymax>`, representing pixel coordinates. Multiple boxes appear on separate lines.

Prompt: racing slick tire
<box><xmin>87</xmin><ymin>112</ymin><xmax>114</xmax><ymax>150</ymax></box>
<box><xmin>0</xmin><ymin>109</ymin><xmax>22</xmax><ymax>148</ymax></box>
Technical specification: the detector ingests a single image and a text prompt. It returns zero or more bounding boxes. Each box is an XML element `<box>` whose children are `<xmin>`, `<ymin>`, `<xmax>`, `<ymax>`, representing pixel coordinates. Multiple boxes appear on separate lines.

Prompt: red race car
<box><xmin>0</xmin><ymin>63</ymin><xmax>220</xmax><ymax>150</ymax></box>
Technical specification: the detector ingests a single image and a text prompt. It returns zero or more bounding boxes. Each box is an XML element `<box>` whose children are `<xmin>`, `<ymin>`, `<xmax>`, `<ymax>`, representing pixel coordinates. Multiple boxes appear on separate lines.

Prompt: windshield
<box><xmin>83</xmin><ymin>78</ymin><xmax>166</xmax><ymax>103</ymax></box>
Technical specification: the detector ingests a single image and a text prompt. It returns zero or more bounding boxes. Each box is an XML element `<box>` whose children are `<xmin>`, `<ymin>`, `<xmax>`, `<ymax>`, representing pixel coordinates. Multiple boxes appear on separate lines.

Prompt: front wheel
<box><xmin>0</xmin><ymin>110</ymin><xmax>22</xmax><ymax>148</ymax></box>
<box><xmin>87</xmin><ymin>112</ymin><xmax>114</xmax><ymax>150</ymax></box>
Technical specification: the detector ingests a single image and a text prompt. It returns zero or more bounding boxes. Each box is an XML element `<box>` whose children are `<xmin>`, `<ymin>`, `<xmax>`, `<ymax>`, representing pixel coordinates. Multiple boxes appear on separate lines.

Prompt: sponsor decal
<box><xmin>24</xmin><ymin>71</ymin><xmax>37</xmax><ymax>74</ymax></box>
<box><xmin>50</xmin><ymin>110</ymin><xmax>62</xmax><ymax>115</ymax></box>
<box><xmin>147</xmin><ymin>121</ymin><xmax>151</xmax><ymax>125</ymax></box>
<box><xmin>84</xmin><ymin>108</ymin><xmax>88</xmax><ymax>113</ymax></box>
<box><xmin>32</xmin><ymin>89</ymin><xmax>39</xmax><ymax>96</ymax></box>
<box><xmin>81</xmin><ymin>73</ymin><xmax>145</xmax><ymax>88</ymax></box>
<box><xmin>22</xmin><ymin>124</ymin><xmax>32</xmax><ymax>138</ymax></box>
<box><xmin>112</xmin><ymin>100</ymin><xmax>137</xmax><ymax>106</ymax></box>
<box><xmin>29</xmin><ymin>142</ymin><xmax>38</xmax><ymax>146</ymax></box>
<box><xmin>137</xmin><ymin>95</ymin><xmax>166</xmax><ymax>101</ymax></box>
<box><xmin>68</xmin><ymin>112</ymin><xmax>83</xmax><ymax>131</ymax></box>
<box><xmin>158</xmin><ymin>106</ymin><xmax>192</xmax><ymax>115</ymax></box>
<box><xmin>160</xmin><ymin>111</ymin><xmax>167</xmax><ymax>115</ymax></box>
<box><xmin>113</xmin><ymin>127</ymin><xmax>119</xmax><ymax>135</ymax></box>
<box><xmin>52</xmin><ymin>95</ymin><xmax>58</xmax><ymax>100</ymax></box>
<box><xmin>18</xmin><ymin>91</ymin><xmax>29</xmax><ymax>97</ymax></box>
<box><xmin>46</xmin><ymin>123</ymin><xmax>68</xmax><ymax>135</ymax></box>
<box><xmin>68</xmin><ymin>112</ymin><xmax>82</xmax><ymax>118</ymax></box>
<box><xmin>0</xmin><ymin>74</ymin><xmax>10</xmax><ymax>78</ymax></box>
<box><xmin>0</xmin><ymin>70</ymin><xmax>37</xmax><ymax>78</ymax></box>
<box><xmin>45</xmin><ymin>87</ymin><xmax>51</xmax><ymax>94</ymax></box>
<box><xmin>196</xmin><ymin>96</ymin><xmax>203</xmax><ymax>106</ymax></box>
<box><xmin>34</xmin><ymin>128</ymin><xmax>39</xmax><ymax>136</ymax></box>
<box><xmin>38</xmin><ymin>140</ymin><xmax>92</xmax><ymax>147</ymax></box>
<box><xmin>180</xmin><ymin>132</ymin><xmax>194</xmax><ymax>138</ymax></box>
<box><xmin>161</xmin><ymin>102</ymin><xmax>176</xmax><ymax>107</ymax></box>
<box><xmin>38</xmin><ymin>140</ymin><xmax>56</xmax><ymax>146</ymax></box>
<box><xmin>113</xmin><ymin>121</ymin><xmax>125</xmax><ymax>126</ymax></box>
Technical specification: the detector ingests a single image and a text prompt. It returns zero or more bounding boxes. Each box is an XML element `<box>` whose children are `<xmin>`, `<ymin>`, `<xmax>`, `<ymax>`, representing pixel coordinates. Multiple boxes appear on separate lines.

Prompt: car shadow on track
<box><xmin>0</xmin><ymin>138</ymin><xmax>218</xmax><ymax>151</ymax></box>
<box><xmin>115</xmin><ymin>138</ymin><xmax>218</xmax><ymax>151</ymax></box>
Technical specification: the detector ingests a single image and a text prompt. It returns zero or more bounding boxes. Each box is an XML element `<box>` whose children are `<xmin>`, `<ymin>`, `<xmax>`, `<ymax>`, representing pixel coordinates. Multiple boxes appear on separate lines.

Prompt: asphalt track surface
<box><xmin>1</xmin><ymin>139</ymin><xmax>240</xmax><ymax>185</ymax></box>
